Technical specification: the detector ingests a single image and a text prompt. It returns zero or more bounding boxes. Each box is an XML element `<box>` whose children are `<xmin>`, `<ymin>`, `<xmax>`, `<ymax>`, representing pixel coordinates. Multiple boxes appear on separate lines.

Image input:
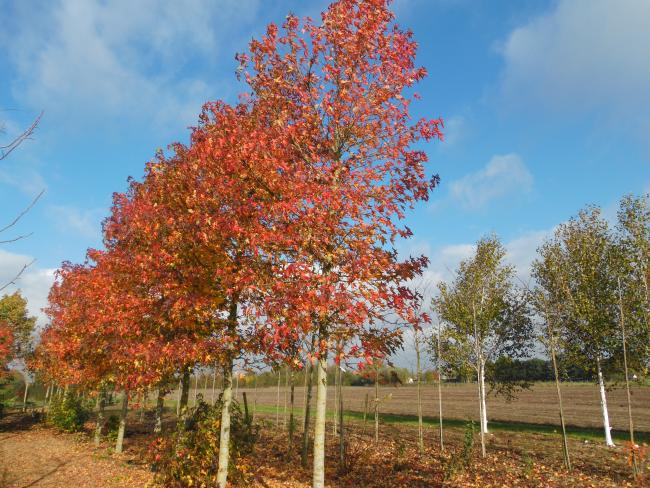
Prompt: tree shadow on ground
<box><xmin>0</xmin><ymin>411</ymin><xmax>42</xmax><ymax>435</ymax></box>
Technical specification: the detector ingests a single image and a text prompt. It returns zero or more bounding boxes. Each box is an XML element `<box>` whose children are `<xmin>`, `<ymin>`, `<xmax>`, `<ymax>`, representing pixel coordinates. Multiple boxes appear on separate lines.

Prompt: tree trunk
<box><xmin>301</xmin><ymin>358</ymin><xmax>314</xmax><ymax>468</ymax></box>
<box><xmin>191</xmin><ymin>375</ymin><xmax>198</xmax><ymax>407</ymax></box>
<box><xmin>437</xmin><ymin>321</ymin><xmax>444</xmax><ymax>452</ymax></box>
<box><xmin>179</xmin><ymin>369</ymin><xmax>190</xmax><ymax>418</ymax></box>
<box><xmin>312</xmin><ymin>353</ymin><xmax>328</xmax><ymax>488</ymax></box>
<box><xmin>276</xmin><ymin>369</ymin><xmax>281</xmax><ymax>427</ymax></box>
<box><xmin>618</xmin><ymin>278</ymin><xmax>638</xmax><ymax>476</ymax></box>
<box><xmin>415</xmin><ymin>334</ymin><xmax>423</xmax><ymax>454</ymax></box>
<box><xmin>211</xmin><ymin>365</ymin><xmax>217</xmax><ymax>405</ymax></box>
<box><xmin>596</xmin><ymin>357</ymin><xmax>615</xmax><ymax>447</ymax></box>
<box><xmin>473</xmin><ymin>302</ymin><xmax>486</xmax><ymax>457</ymax></box>
<box><xmin>362</xmin><ymin>392</ymin><xmax>368</xmax><ymax>436</ymax></box>
<box><xmin>476</xmin><ymin>368</ymin><xmax>486</xmax><ymax>457</ymax></box>
<box><xmin>550</xmin><ymin>342</ymin><xmax>570</xmax><ymax>470</ymax></box>
<box><xmin>139</xmin><ymin>392</ymin><xmax>146</xmax><ymax>422</ymax></box>
<box><xmin>374</xmin><ymin>365</ymin><xmax>379</xmax><ymax>444</ymax></box>
<box><xmin>283</xmin><ymin>367</ymin><xmax>289</xmax><ymax>428</ymax></box>
<box><xmin>479</xmin><ymin>361</ymin><xmax>488</xmax><ymax>434</ymax></box>
<box><xmin>216</xmin><ymin>358</ymin><xmax>234</xmax><ymax>487</ymax></box>
<box><xmin>333</xmin><ymin>362</ymin><xmax>339</xmax><ymax>436</ymax></box>
<box><xmin>22</xmin><ymin>381</ymin><xmax>30</xmax><ymax>413</ymax></box>
<box><xmin>288</xmin><ymin>369</ymin><xmax>295</xmax><ymax>454</ymax></box>
<box><xmin>337</xmin><ymin>365</ymin><xmax>345</xmax><ymax>470</ymax></box>
<box><xmin>253</xmin><ymin>375</ymin><xmax>258</xmax><ymax>422</ymax></box>
<box><xmin>94</xmin><ymin>390</ymin><xmax>106</xmax><ymax>447</ymax></box>
<box><xmin>216</xmin><ymin>297</ymin><xmax>238</xmax><ymax>488</ymax></box>
<box><xmin>154</xmin><ymin>389</ymin><xmax>165</xmax><ymax>434</ymax></box>
<box><xmin>176</xmin><ymin>378</ymin><xmax>182</xmax><ymax>416</ymax></box>
<box><xmin>115</xmin><ymin>392</ymin><xmax>129</xmax><ymax>454</ymax></box>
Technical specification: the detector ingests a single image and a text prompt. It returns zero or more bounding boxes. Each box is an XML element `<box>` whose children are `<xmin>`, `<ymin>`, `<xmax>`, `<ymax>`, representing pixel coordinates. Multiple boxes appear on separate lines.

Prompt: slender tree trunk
<box><xmin>473</xmin><ymin>302</ymin><xmax>486</xmax><ymax>457</ymax></box>
<box><xmin>415</xmin><ymin>334</ymin><xmax>423</xmax><ymax>454</ymax></box>
<box><xmin>374</xmin><ymin>365</ymin><xmax>380</xmax><ymax>444</ymax></box>
<box><xmin>94</xmin><ymin>389</ymin><xmax>106</xmax><ymax>447</ymax></box>
<box><xmin>283</xmin><ymin>367</ymin><xmax>289</xmax><ymax>428</ymax></box>
<box><xmin>550</xmin><ymin>341</ymin><xmax>571</xmax><ymax>470</ymax></box>
<box><xmin>139</xmin><ymin>392</ymin><xmax>146</xmax><ymax>422</ymax></box>
<box><xmin>362</xmin><ymin>392</ymin><xmax>368</xmax><ymax>436</ymax></box>
<box><xmin>333</xmin><ymin>362</ymin><xmax>339</xmax><ymax>436</ymax></box>
<box><xmin>253</xmin><ymin>375</ymin><xmax>258</xmax><ymax>422</ymax></box>
<box><xmin>115</xmin><ymin>392</ymin><xmax>129</xmax><ymax>454</ymax></box>
<box><xmin>476</xmin><ymin>365</ymin><xmax>486</xmax><ymax>457</ymax></box>
<box><xmin>211</xmin><ymin>365</ymin><xmax>217</xmax><ymax>405</ymax></box>
<box><xmin>176</xmin><ymin>378</ymin><xmax>182</xmax><ymax>416</ymax></box>
<box><xmin>154</xmin><ymin>389</ymin><xmax>165</xmax><ymax>434</ymax></box>
<box><xmin>437</xmin><ymin>321</ymin><xmax>444</xmax><ymax>451</ymax></box>
<box><xmin>479</xmin><ymin>361</ymin><xmax>488</xmax><ymax>434</ymax></box>
<box><xmin>312</xmin><ymin>352</ymin><xmax>328</xmax><ymax>488</ymax></box>
<box><xmin>191</xmin><ymin>375</ymin><xmax>198</xmax><ymax>407</ymax></box>
<box><xmin>22</xmin><ymin>381</ymin><xmax>30</xmax><ymax>412</ymax></box>
<box><xmin>234</xmin><ymin>371</ymin><xmax>240</xmax><ymax>400</ymax></box>
<box><xmin>301</xmin><ymin>358</ymin><xmax>314</xmax><ymax>468</ymax></box>
<box><xmin>338</xmin><ymin>364</ymin><xmax>345</xmax><ymax>470</ymax></box>
<box><xmin>276</xmin><ymin>369</ymin><xmax>281</xmax><ymax>427</ymax></box>
<box><xmin>618</xmin><ymin>278</ymin><xmax>637</xmax><ymax>475</ymax></box>
<box><xmin>596</xmin><ymin>357</ymin><xmax>615</xmax><ymax>447</ymax></box>
<box><xmin>216</xmin><ymin>297</ymin><xmax>238</xmax><ymax>488</ymax></box>
<box><xmin>288</xmin><ymin>369</ymin><xmax>296</xmax><ymax>454</ymax></box>
<box><xmin>179</xmin><ymin>369</ymin><xmax>190</xmax><ymax>419</ymax></box>
<box><xmin>216</xmin><ymin>358</ymin><xmax>234</xmax><ymax>488</ymax></box>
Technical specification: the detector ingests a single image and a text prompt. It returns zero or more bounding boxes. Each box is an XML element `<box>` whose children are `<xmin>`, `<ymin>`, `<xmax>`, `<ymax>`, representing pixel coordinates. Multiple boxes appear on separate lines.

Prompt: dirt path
<box><xmin>0</xmin><ymin>415</ymin><xmax>151</xmax><ymax>488</ymax></box>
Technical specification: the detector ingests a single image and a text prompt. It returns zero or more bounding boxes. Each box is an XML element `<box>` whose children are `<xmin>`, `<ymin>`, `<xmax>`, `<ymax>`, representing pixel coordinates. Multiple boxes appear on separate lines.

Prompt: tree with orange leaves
<box><xmin>234</xmin><ymin>1</ymin><xmax>442</xmax><ymax>485</ymax></box>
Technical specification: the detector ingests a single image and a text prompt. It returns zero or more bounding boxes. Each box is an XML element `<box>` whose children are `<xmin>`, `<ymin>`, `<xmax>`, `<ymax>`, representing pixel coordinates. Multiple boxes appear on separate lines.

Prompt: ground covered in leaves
<box><xmin>0</xmin><ymin>410</ymin><xmax>646</xmax><ymax>487</ymax></box>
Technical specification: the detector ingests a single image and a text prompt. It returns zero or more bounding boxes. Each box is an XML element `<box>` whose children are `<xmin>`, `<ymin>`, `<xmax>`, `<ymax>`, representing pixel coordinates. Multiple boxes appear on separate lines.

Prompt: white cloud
<box><xmin>0</xmin><ymin>249</ymin><xmax>56</xmax><ymax>327</ymax></box>
<box><xmin>449</xmin><ymin>154</ymin><xmax>533</xmax><ymax>209</ymax></box>
<box><xmin>441</xmin><ymin>115</ymin><xmax>466</xmax><ymax>147</ymax></box>
<box><xmin>2</xmin><ymin>0</ymin><xmax>261</xmax><ymax>129</ymax></box>
<box><xmin>48</xmin><ymin>205</ymin><xmax>105</xmax><ymax>239</ymax></box>
<box><xmin>498</xmin><ymin>0</ymin><xmax>650</xmax><ymax>118</ymax></box>
<box><xmin>504</xmin><ymin>229</ymin><xmax>552</xmax><ymax>284</ymax></box>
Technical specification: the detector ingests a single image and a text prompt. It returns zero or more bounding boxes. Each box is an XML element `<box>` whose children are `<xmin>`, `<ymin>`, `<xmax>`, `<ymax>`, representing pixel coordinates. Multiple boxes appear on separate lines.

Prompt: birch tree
<box><xmin>537</xmin><ymin>207</ymin><xmax>619</xmax><ymax>446</ymax></box>
<box><xmin>433</xmin><ymin>235</ymin><xmax>533</xmax><ymax>457</ymax></box>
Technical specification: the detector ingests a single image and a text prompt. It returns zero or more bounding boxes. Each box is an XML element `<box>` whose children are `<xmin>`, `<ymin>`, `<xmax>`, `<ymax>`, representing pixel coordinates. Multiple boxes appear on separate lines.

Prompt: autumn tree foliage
<box><xmin>0</xmin><ymin>321</ymin><xmax>13</xmax><ymax>377</ymax></box>
<box><xmin>34</xmin><ymin>1</ymin><xmax>441</xmax><ymax>486</ymax></box>
<box><xmin>232</xmin><ymin>2</ymin><xmax>443</xmax><ymax>484</ymax></box>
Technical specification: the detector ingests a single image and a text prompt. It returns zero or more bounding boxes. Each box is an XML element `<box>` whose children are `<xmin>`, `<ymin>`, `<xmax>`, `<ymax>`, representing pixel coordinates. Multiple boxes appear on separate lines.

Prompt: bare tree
<box><xmin>1</xmin><ymin>112</ymin><xmax>44</xmax><ymax>291</ymax></box>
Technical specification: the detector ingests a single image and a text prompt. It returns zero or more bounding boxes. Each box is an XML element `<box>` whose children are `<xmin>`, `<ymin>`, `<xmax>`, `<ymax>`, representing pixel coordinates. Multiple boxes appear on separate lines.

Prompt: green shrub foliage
<box><xmin>150</xmin><ymin>398</ymin><xmax>258</xmax><ymax>487</ymax></box>
<box><xmin>47</xmin><ymin>391</ymin><xmax>90</xmax><ymax>432</ymax></box>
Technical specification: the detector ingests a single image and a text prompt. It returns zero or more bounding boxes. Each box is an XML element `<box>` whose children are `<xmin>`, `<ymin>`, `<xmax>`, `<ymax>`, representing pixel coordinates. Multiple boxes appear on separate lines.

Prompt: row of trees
<box><xmin>432</xmin><ymin>194</ymin><xmax>649</xmax><ymax>473</ymax></box>
<box><xmin>31</xmin><ymin>1</ymin><xmax>443</xmax><ymax>487</ymax></box>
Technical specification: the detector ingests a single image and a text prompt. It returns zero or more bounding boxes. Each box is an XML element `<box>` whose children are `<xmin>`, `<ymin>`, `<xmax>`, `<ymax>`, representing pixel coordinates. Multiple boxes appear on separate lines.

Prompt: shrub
<box><xmin>150</xmin><ymin>398</ymin><xmax>258</xmax><ymax>487</ymax></box>
<box><xmin>47</xmin><ymin>391</ymin><xmax>90</xmax><ymax>432</ymax></box>
<box><xmin>105</xmin><ymin>414</ymin><xmax>120</xmax><ymax>441</ymax></box>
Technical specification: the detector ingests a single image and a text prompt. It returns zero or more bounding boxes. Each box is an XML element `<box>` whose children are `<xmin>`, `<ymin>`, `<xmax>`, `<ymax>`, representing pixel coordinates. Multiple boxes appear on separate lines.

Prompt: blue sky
<box><xmin>1</xmin><ymin>0</ymin><xmax>649</xmax><ymax>364</ymax></box>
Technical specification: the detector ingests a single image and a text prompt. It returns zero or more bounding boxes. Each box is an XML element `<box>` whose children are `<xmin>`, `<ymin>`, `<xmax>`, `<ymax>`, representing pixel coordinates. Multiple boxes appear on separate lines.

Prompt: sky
<box><xmin>1</xmin><ymin>0</ymin><xmax>649</xmax><ymax>369</ymax></box>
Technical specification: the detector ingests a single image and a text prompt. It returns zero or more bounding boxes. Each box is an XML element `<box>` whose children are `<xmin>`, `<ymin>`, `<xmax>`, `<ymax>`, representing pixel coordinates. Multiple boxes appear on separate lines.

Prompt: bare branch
<box><xmin>0</xmin><ymin>189</ymin><xmax>45</xmax><ymax>234</ymax></box>
<box><xmin>0</xmin><ymin>258</ymin><xmax>35</xmax><ymax>293</ymax></box>
<box><xmin>0</xmin><ymin>232</ymin><xmax>34</xmax><ymax>244</ymax></box>
<box><xmin>0</xmin><ymin>112</ymin><xmax>43</xmax><ymax>161</ymax></box>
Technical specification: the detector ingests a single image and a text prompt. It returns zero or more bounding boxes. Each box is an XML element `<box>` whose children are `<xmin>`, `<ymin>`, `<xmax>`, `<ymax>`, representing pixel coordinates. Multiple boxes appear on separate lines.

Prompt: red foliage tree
<box><xmin>0</xmin><ymin>321</ymin><xmax>13</xmax><ymax>378</ymax></box>
<box><xmin>233</xmin><ymin>1</ymin><xmax>442</xmax><ymax>484</ymax></box>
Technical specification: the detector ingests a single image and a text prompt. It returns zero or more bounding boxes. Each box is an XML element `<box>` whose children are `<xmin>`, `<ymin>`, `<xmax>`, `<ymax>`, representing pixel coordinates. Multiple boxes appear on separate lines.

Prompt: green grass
<box><xmin>246</xmin><ymin>403</ymin><xmax>650</xmax><ymax>444</ymax></box>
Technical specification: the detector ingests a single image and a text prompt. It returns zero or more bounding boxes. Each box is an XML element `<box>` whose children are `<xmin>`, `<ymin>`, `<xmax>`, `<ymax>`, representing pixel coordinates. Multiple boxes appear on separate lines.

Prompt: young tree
<box><xmin>537</xmin><ymin>207</ymin><xmax>618</xmax><ymax>446</ymax></box>
<box><xmin>1</xmin><ymin>113</ymin><xmax>43</xmax><ymax>291</ymax></box>
<box><xmin>433</xmin><ymin>235</ymin><xmax>533</xmax><ymax>457</ymax></box>
<box><xmin>528</xmin><ymin>257</ymin><xmax>572</xmax><ymax>470</ymax></box>
<box><xmin>236</xmin><ymin>2</ymin><xmax>443</xmax><ymax>485</ymax></box>
<box><xmin>614</xmin><ymin>194</ymin><xmax>649</xmax><ymax>476</ymax></box>
<box><xmin>0</xmin><ymin>292</ymin><xmax>37</xmax><ymax>364</ymax></box>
